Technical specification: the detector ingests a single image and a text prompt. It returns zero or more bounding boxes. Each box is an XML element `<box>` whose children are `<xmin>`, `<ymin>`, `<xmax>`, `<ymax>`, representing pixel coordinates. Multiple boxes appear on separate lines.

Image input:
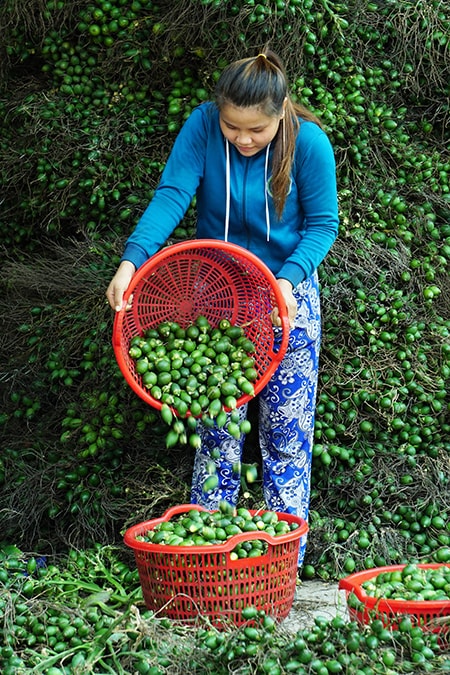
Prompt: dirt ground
<box><xmin>285</xmin><ymin>580</ymin><xmax>350</xmax><ymax>631</ymax></box>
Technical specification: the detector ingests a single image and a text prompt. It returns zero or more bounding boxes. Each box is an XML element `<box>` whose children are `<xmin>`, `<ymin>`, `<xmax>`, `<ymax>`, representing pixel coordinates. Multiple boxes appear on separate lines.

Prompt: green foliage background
<box><xmin>0</xmin><ymin>0</ymin><xmax>449</xmax><ymax>580</ymax></box>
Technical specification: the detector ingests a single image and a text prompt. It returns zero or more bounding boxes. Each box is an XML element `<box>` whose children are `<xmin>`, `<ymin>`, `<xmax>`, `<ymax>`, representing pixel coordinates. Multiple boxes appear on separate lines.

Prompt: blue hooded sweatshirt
<box><xmin>122</xmin><ymin>102</ymin><xmax>338</xmax><ymax>287</ymax></box>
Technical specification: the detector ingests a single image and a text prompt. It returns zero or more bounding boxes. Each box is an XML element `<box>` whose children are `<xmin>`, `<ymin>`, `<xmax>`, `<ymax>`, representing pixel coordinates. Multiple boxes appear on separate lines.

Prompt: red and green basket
<box><xmin>339</xmin><ymin>563</ymin><xmax>450</xmax><ymax>635</ymax></box>
<box><xmin>124</xmin><ymin>504</ymin><xmax>308</xmax><ymax>627</ymax></box>
<box><xmin>112</xmin><ymin>240</ymin><xmax>289</xmax><ymax>414</ymax></box>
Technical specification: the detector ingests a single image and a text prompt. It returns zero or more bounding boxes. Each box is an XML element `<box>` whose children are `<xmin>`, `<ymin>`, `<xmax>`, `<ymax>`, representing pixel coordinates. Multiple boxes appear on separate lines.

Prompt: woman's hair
<box><xmin>214</xmin><ymin>49</ymin><xmax>323</xmax><ymax>219</ymax></box>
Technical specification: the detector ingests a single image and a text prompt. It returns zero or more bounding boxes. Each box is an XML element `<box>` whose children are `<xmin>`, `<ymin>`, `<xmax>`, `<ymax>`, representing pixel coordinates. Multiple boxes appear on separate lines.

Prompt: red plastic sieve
<box><xmin>112</xmin><ymin>239</ymin><xmax>289</xmax><ymax>413</ymax></box>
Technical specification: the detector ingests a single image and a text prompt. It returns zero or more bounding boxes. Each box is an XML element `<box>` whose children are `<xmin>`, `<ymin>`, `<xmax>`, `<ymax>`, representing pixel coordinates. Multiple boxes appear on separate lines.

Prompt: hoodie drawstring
<box><xmin>224</xmin><ymin>139</ymin><xmax>271</xmax><ymax>243</ymax></box>
<box><xmin>264</xmin><ymin>142</ymin><xmax>271</xmax><ymax>241</ymax></box>
<box><xmin>225</xmin><ymin>138</ymin><xmax>231</xmax><ymax>242</ymax></box>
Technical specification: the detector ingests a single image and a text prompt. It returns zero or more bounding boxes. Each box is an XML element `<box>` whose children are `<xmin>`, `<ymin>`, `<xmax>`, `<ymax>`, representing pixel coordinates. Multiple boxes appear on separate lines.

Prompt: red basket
<box><xmin>339</xmin><ymin>564</ymin><xmax>450</xmax><ymax>634</ymax></box>
<box><xmin>124</xmin><ymin>504</ymin><xmax>308</xmax><ymax>627</ymax></box>
<box><xmin>112</xmin><ymin>240</ymin><xmax>289</xmax><ymax>413</ymax></box>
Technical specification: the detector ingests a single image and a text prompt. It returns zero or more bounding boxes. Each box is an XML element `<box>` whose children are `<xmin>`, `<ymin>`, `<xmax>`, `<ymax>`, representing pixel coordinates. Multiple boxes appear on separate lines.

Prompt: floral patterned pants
<box><xmin>190</xmin><ymin>272</ymin><xmax>321</xmax><ymax>566</ymax></box>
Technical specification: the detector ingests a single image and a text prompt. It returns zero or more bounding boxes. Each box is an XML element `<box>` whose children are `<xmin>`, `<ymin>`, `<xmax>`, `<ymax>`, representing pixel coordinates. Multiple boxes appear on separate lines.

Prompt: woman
<box><xmin>106</xmin><ymin>49</ymin><xmax>339</xmax><ymax>567</ymax></box>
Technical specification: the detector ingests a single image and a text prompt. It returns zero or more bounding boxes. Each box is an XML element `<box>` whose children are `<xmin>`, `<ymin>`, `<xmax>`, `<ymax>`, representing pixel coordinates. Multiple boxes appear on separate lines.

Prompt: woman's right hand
<box><xmin>106</xmin><ymin>260</ymin><xmax>136</xmax><ymax>311</ymax></box>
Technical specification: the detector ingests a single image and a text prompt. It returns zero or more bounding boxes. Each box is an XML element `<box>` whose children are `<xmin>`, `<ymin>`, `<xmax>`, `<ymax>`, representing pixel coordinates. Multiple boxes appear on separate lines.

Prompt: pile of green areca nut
<box><xmin>128</xmin><ymin>316</ymin><xmax>259</xmax><ymax>449</ymax></box>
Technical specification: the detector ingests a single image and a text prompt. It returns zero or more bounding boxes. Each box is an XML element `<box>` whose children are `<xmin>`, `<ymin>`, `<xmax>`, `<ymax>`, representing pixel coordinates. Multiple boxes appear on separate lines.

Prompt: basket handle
<box><xmin>338</xmin><ymin>577</ymin><xmax>378</xmax><ymax>609</ymax></box>
<box><xmin>339</xmin><ymin>577</ymin><xmax>360</xmax><ymax>593</ymax></box>
<box><xmin>162</xmin><ymin>503</ymin><xmax>206</xmax><ymax>519</ymax></box>
<box><xmin>216</xmin><ymin>523</ymin><xmax>307</xmax><ymax>548</ymax></box>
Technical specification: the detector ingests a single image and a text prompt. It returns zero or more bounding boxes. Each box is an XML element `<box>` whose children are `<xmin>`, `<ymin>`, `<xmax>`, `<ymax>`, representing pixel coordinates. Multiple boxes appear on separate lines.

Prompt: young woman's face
<box><xmin>219</xmin><ymin>103</ymin><xmax>284</xmax><ymax>157</ymax></box>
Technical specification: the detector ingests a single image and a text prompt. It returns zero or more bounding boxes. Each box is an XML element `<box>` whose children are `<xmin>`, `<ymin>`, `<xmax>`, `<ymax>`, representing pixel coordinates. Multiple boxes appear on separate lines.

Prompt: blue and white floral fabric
<box><xmin>190</xmin><ymin>271</ymin><xmax>321</xmax><ymax>567</ymax></box>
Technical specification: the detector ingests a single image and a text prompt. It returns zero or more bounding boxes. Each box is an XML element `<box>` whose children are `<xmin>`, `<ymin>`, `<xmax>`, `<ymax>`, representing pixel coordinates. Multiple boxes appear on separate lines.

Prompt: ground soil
<box><xmin>285</xmin><ymin>580</ymin><xmax>349</xmax><ymax>631</ymax></box>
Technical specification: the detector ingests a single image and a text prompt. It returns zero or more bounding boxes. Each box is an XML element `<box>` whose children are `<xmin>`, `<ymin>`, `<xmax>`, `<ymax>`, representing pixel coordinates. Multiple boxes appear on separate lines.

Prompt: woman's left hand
<box><xmin>272</xmin><ymin>278</ymin><xmax>297</xmax><ymax>328</ymax></box>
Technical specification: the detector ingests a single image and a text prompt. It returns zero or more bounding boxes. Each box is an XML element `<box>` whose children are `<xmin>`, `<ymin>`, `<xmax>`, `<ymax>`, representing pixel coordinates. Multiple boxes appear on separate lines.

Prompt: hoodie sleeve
<box><xmin>121</xmin><ymin>105</ymin><xmax>210</xmax><ymax>270</ymax></box>
<box><xmin>276</xmin><ymin>122</ymin><xmax>339</xmax><ymax>286</ymax></box>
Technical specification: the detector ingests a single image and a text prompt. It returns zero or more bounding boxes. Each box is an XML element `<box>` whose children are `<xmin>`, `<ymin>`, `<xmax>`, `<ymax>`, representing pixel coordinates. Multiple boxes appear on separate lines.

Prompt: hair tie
<box><xmin>256</xmin><ymin>53</ymin><xmax>268</xmax><ymax>60</ymax></box>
